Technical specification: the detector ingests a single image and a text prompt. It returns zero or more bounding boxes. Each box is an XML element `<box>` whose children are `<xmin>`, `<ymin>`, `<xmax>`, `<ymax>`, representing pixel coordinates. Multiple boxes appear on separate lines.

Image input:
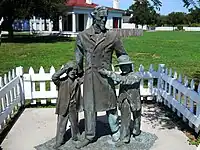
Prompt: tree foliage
<box><xmin>0</xmin><ymin>0</ymin><xmax>67</xmax><ymax>38</ymax></box>
<box><xmin>129</xmin><ymin>1</ymin><xmax>160</xmax><ymax>27</ymax></box>
<box><xmin>134</xmin><ymin>0</ymin><xmax>162</xmax><ymax>10</ymax></box>
<box><xmin>136</xmin><ymin>0</ymin><xmax>200</xmax><ymax>9</ymax></box>
<box><xmin>166</xmin><ymin>12</ymin><xmax>186</xmax><ymax>27</ymax></box>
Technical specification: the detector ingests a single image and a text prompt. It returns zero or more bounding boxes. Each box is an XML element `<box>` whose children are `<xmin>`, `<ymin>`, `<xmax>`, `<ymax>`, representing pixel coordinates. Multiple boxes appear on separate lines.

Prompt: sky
<box><xmin>93</xmin><ymin>0</ymin><xmax>189</xmax><ymax>15</ymax></box>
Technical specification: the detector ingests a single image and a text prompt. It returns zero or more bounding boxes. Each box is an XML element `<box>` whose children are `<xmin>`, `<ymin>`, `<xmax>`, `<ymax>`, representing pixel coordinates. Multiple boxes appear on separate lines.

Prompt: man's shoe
<box><xmin>75</xmin><ymin>139</ymin><xmax>90</xmax><ymax>149</ymax></box>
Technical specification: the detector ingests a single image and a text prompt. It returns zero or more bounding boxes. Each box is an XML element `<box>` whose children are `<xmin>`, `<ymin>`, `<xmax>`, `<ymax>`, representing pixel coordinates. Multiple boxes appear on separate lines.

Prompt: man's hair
<box><xmin>90</xmin><ymin>6</ymin><xmax>108</xmax><ymax>19</ymax></box>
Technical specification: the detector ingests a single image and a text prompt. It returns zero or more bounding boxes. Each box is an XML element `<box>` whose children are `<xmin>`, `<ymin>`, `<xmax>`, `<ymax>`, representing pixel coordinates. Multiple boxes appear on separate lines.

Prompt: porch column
<box><xmin>72</xmin><ymin>13</ymin><xmax>76</xmax><ymax>32</ymax></box>
<box><xmin>49</xmin><ymin>20</ymin><xmax>52</xmax><ymax>32</ymax></box>
<box><xmin>59</xmin><ymin>16</ymin><xmax>63</xmax><ymax>31</ymax></box>
<box><xmin>84</xmin><ymin>14</ymin><xmax>88</xmax><ymax>29</ymax></box>
<box><xmin>39</xmin><ymin>18</ymin><xmax>42</xmax><ymax>31</ymax></box>
<box><xmin>33</xmin><ymin>16</ymin><xmax>37</xmax><ymax>31</ymax></box>
<box><xmin>86</xmin><ymin>14</ymin><xmax>92</xmax><ymax>29</ymax></box>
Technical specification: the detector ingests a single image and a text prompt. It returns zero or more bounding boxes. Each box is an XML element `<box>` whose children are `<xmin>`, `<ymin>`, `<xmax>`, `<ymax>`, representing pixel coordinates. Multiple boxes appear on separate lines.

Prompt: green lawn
<box><xmin>0</xmin><ymin>31</ymin><xmax>200</xmax><ymax>82</ymax></box>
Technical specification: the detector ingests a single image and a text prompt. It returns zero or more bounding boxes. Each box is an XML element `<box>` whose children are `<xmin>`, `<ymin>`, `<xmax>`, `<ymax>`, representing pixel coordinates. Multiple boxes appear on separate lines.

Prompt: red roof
<box><xmin>65</xmin><ymin>0</ymin><xmax>123</xmax><ymax>11</ymax></box>
<box><xmin>65</xmin><ymin>0</ymin><xmax>98</xmax><ymax>8</ymax></box>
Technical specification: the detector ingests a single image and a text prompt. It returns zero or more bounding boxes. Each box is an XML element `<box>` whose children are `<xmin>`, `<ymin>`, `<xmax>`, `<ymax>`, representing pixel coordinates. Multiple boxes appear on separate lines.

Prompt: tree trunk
<box><xmin>6</xmin><ymin>17</ymin><xmax>14</xmax><ymax>39</ymax></box>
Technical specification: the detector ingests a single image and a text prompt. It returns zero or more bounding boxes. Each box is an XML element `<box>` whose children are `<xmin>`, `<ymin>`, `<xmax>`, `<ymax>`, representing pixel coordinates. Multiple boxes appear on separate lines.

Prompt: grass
<box><xmin>0</xmin><ymin>31</ymin><xmax>200</xmax><ymax>83</ymax></box>
<box><xmin>124</xmin><ymin>31</ymin><xmax>200</xmax><ymax>82</ymax></box>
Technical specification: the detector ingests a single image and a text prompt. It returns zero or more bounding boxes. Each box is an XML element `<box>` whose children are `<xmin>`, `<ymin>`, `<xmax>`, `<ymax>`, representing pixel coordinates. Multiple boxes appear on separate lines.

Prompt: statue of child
<box><xmin>52</xmin><ymin>62</ymin><xmax>83</xmax><ymax>149</ymax></box>
<box><xmin>98</xmin><ymin>55</ymin><xmax>142</xmax><ymax>147</ymax></box>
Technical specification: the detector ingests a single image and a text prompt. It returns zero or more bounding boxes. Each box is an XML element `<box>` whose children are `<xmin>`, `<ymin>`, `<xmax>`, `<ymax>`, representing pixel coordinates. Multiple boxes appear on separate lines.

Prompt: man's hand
<box><xmin>98</xmin><ymin>68</ymin><xmax>109</xmax><ymax>76</ymax></box>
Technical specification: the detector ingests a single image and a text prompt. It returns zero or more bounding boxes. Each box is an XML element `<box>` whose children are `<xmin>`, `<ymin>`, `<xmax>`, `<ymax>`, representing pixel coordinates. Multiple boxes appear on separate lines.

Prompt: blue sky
<box><xmin>93</xmin><ymin>0</ymin><xmax>189</xmax><ymax>15</ymax></box>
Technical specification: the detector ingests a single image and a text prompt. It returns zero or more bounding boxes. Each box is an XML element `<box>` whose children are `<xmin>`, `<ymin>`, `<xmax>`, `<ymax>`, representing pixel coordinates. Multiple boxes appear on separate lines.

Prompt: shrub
<box><xmin>190</xmin><ymin>23</ymin><xmax>200</xmax><ymax>27</ymax></box>
<box><xmin>177</xmin><ymin>25</ymin><xmax>184</xmax><ymax>31</ymax></box>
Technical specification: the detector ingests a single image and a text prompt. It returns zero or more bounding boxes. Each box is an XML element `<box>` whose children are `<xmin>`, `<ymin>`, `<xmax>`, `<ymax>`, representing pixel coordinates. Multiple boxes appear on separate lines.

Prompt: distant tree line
<box><xmin>127</xmin><ymin>0</ymin><xmax>200</xmax><ymax>29</ymax></box>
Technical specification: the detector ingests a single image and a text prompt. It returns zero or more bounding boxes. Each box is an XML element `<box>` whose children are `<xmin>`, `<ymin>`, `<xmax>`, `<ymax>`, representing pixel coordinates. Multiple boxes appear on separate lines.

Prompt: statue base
<box><xmin>35</xmin><ymin>131</ymin><xmax>157</xmax><ymax>150</ymax></box>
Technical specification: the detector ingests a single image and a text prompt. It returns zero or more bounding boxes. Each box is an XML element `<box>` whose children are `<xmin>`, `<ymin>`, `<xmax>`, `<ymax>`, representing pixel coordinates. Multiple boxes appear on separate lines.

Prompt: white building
<box><xmin>30</xmin><ymin>0</ymin><xmax>124</xmax><ymax>36</ymax></box>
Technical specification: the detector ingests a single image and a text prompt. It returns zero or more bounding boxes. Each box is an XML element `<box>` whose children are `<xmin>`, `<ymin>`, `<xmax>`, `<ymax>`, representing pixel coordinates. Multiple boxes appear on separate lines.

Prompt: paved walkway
<box><xmin>1</xmin><ymin>104</ymin><xmax>197</xmax><ymax>150</ymax></box>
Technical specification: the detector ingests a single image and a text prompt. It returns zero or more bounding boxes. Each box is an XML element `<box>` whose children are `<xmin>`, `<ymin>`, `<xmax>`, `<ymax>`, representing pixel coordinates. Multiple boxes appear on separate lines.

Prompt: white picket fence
<box><xmin>0</xmin><ymin>67</ymin><xmax>24</xmax><ymax>131</ymax></box>
<box><xmin>0</xmin><ymin>64</ymin><xmax>200</xmax><ymax>134</ymax></box>
<box><xmin>157</xmin><ymin>66</ymin><xmax>200</xmax><ymax>132</ymax></box>
<box><xmin>22</xmin><ymin>64</ymin><xmax>158</xmax><ymax>104</ymax></box>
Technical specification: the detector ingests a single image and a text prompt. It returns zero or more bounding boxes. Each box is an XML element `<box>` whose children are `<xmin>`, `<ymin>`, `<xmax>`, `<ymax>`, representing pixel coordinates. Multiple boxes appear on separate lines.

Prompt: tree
<box><xmin>134</xmin><ymin>0</ymin><xmax>162</xmax><ymax>10</ymax></box>
<box><xmin>129</xmin><ymin>1</ymin><xmax>159</xmax><ymax>27</ymax></box>
<box><xmin>156</xmin><ymin>15</ymin><xmax>168</xmax><ymax>26</ymax></box>
<box><xmin>183</xmin><ymin>0</ymin><xmax>200</xmax><ymax>8</ymax></box>
<box><xmin>135</xmin><ymin>0</ymin><xmax>200</xmax><ymax>10</ymax></box>
<box><xmin>166</xmin><ymin>12</ymin><xmax>186</xmax><ymax>28</ymax></box>
<box><xmin>188</xmin><ymin>8</ymin><xmax>200</xmax><ymax>23</ymax></box>
<box><xmin>0</xmin><ymin>0</ymin><xmax>67</xmax><ymax>38</ymax></box>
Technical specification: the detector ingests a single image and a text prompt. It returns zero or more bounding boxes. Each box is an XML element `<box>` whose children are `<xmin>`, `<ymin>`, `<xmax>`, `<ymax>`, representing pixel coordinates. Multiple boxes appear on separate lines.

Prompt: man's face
<box><xmin>95</xmin><ymin>10</ymin><xmax>108</xmax><ymax>31</ymax></box>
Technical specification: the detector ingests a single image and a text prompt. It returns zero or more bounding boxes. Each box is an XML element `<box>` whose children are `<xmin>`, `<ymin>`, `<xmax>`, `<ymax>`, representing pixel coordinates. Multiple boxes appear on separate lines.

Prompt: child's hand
<box><xmin>98</xmin><ymin>68</ymin><xmax>109</xmax><ymax>75</ymax></box>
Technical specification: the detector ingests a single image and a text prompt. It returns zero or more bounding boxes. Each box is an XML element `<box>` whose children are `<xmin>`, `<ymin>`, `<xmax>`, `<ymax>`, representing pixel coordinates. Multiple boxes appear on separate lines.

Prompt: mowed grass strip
<box><xmin>0</xmin><ymin>31</ymin><xmax>200</xmax><ymax>82</ymax></box>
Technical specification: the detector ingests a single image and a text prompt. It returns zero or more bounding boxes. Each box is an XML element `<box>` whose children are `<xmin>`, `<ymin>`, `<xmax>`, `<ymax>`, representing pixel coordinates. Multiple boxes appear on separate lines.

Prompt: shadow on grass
<box><xmin>1</xmin><ymin>34</ymin><xmax>75</xmax><ymax>44</ymax></box>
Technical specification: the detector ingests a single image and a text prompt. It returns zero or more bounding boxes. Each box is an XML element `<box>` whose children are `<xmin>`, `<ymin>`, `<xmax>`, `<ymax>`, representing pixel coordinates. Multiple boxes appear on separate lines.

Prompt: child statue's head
<box><xmin>115</xmin><ymin>55</ymin><xmax>133</xmax><ymax>74</ymax></box>
<box><xmin>64</xmin><ymin>62</ymin><xmax>78</xmax><ymax>79</ymax></box>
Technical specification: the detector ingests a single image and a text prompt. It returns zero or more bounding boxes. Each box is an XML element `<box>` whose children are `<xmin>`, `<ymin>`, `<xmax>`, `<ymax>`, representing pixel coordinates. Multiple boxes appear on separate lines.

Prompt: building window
<box><xmin>113</xmin><ymin>17</ymin><xmax>122</xmax><ymax>28</ymax></box>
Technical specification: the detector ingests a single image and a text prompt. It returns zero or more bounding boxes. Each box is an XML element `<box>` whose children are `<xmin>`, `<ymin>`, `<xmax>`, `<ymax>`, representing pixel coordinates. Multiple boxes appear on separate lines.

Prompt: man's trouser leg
<box><xmin>75</xmin><ymin>110</ymin><xmax>96</xmax><ymax>149</ymax></box>
<box><xmin>69</xmin><ymin>107</ymin><xmax>80</xmax><ymax>140</ymax></box>
<box><xmin>132</xmin><ymin>109</ymin><xmax>141</xmax><ymax>136</ymax></box>
<box><xmin>84</xmin><ymin>110</ymin><xmax>96</xmax><ymax>141</ymax></box>
<box><xmin>120</xmin><ymin>99</ymin><xmax>131</xmax><ymax>142</ymax></box>
<box><xmin>55</xmin><ymin>114</ymin><xmax>68</xmax><ymax>146</ymax></box>
<box><xmin>106</xmin><ymin>108</ymin><xmax>120</xmax><ymax>142</ymax></box>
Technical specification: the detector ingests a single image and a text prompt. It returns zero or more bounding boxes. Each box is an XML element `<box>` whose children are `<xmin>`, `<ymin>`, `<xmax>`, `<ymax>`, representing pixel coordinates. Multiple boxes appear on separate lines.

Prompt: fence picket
<box><xmin>50</xmin><ymin>66</ymin><xmax>57</xmax><ymax>104</ymax></box>
<box><xmin>148</xmin><ymin>64</ymin><xmax>154</xmax><ymax>95</ymax></box>
<box><xmin>29</xmin><ymin>67</ymin><xmax>36</xmax><ymax>105</ymax></box>
<box><xmin>39</xmin><ymin>66</ymin><xmax>46</xmax><ymax>104</ymax></box>
<box><xmin>139</xmin><ymin>64</ymin><xmax>144</xmax><ymax>73</ymax></box>
<box><xmin>188</xmin><ymin>79</ymin><xmax>195</xmax><ymax>128</ymax></box>
<box><xmin>0</xmin><ymin>76</ymin><xmax>5</xmax><ymax>129</ymax></box>
<box><xmin>190</xmin><ymin>80</ymin><xmax>195</xmax><ymax>113</ymax></box>
<box><xmin>8</xmin><ymin>71</ymin><xmax>14</xmax><ymax>115</ymax></box>
<box><xmin>197</xmin><ymin>83</ymin><xmax>200</xmax><ymax>117</ymax></box>
<box><xmin>149</xmin><ymin>64</ymin><xmax>153</xmax><ymax>73</ymax></box>
<box><xmin>0</xmin><ymin>77</ymin><xmax>3</xmax><ymax>112</ymax></box>
<box><xmin>177</xmin><ymin>74</ymin><xmax>182</xmax><ymax>117</ymax></box>
<box><xmin>3</xmin><ymin>74</ymin><xmax>11</xmax><ymax>122</ymax></box>
<box><xmin>168</xmin><ymin>68</ymin><xmax>172</xmax><ymax>96</ymax></box>
<box><xmin>12</xmin><ymin>69</ymin><xmax>17</xmax><ymax>105</ymax></box>
<box><xmin>172</xmin><ymin>71</ymin><xmax>177</xmax><ymax>112</ymax></box>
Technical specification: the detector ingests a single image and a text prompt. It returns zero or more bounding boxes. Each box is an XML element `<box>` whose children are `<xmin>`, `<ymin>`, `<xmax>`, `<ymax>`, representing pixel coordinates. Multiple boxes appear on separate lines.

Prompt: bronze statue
<box><xmin>52</xmin><ymin>62</ymin><xmax>82</xmax><ymax>149</ymax></box>
<box><xmin>98</xmin><ymin>55</ymin><xmax>142</xmax><ymax>147</ymax></box>
<box><xmin>75</xmin><ymin>6</ymin><xmax>128</xmax><ymax>148</ymax></box>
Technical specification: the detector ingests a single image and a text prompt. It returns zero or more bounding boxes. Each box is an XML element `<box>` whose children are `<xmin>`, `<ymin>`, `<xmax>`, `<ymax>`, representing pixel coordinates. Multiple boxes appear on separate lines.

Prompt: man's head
<box><xmin>115</xmin><ymin>55</ymin><xmax>133</xmax><ymax>74</ymax></box>
<box><xmin>91</xmin><ymin>6</ymin><xmax>108</xmax><ymax>32</ymax></box>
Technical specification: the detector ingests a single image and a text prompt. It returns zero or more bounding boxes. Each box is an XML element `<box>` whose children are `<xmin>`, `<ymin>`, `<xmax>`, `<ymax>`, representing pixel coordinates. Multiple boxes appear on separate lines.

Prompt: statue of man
<box><xmin>75</xmin><ymin>6</ymin><xmax>128</xmax><ymax>148</ymax></box>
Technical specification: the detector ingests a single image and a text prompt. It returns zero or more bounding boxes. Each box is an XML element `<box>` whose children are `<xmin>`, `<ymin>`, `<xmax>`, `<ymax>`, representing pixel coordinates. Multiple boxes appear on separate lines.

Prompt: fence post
<box><xmin>156</xmin><ymin>64</ymin><xmax>165</xmax><ymax>102</ymax></box>
<box><xmin>16</xmin><ymin>66</ymin><xmax>25</xmax><ymax>106</ymax></box>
